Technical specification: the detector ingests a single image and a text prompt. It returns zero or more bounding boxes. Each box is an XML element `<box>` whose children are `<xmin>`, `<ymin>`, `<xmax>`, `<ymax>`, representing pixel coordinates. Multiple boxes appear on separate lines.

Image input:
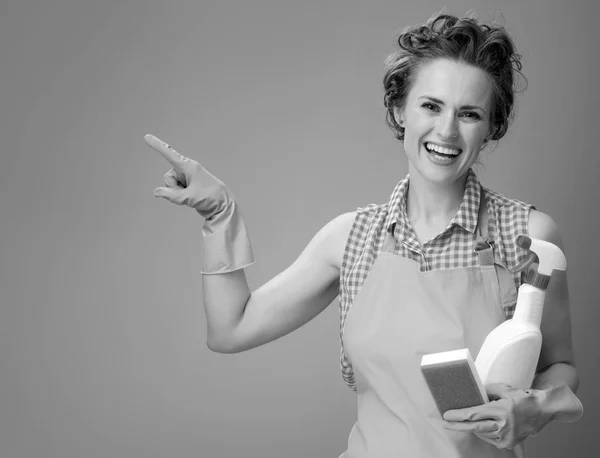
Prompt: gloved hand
<box><xmin>442</xmin><ymin>382</ymin><xmax>583</xmax><ymax>451</ymax></box>
<box><xmin>441</xmin><ymin>383</ymin><xmax>552</xmax><ymax>450</ymax></box>
<box><xmin>145</xmin><ymin>134</ymin><xmax>255</xmax><ymax>274</ymax></box>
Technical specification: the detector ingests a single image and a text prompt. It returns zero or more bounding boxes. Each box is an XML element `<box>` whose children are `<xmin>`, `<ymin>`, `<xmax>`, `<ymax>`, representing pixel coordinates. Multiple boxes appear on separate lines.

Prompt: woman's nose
<box><xmin>436</xmin><ymin>113</ymin><xmax>459</xmax><ymax>139</ymax></box>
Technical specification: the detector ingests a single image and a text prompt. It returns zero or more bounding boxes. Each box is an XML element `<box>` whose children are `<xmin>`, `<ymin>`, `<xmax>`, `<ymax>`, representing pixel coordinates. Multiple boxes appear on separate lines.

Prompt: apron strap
<box><xmin>475</xmin><ymin>187</ymin><xmax>518</xmax><ymax>313</ymax></box>
<box><xmin>474</xmin><ymin>189</ymin><xmax>496</xmax><ymax>266</ymax></box>
<box><xmin>383</xmin><ymin>223</ymin><xmax>397</xmax><ymax>253</ymax></box>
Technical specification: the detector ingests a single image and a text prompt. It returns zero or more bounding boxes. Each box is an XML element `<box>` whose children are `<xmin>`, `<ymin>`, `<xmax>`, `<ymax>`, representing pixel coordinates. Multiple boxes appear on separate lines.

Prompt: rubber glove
<box><xmin>442</xmin><ymin>383</ymin><xmax>582</xmax><ymax>451</ymax></box>
<box><xmin>145</xmin><ymin>134</ymin><xmax>255</xmax><ymax>274</ymax></box>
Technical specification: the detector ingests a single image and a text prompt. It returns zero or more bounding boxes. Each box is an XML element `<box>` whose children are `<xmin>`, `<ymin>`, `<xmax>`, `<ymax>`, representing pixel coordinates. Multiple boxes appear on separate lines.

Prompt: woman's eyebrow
<box><xmin>419</xmin><ymin>96</ymin><xmax>486</xmax><ymax>114</ymax></box>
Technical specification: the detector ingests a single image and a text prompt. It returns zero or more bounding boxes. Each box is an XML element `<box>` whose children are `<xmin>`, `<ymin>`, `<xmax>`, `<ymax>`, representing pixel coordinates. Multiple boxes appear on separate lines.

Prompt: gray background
<box><xmin>1</xmin><ymin>0</ymin><xmax>598</xmax><ymax>457</ymax></box>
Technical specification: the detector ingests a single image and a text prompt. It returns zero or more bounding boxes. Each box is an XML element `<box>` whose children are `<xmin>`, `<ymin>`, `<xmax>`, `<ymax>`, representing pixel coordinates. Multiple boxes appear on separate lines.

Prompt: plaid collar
<box><xmin>385</xmin><ymin>168</ymin><xmax>482</xmax><ymax>237</ymax></box>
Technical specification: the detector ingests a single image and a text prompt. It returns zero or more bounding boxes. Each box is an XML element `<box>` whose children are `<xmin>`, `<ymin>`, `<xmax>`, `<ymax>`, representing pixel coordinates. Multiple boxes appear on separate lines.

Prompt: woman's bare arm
<box><xmin>205</xmin><ymin>211</ymin><xmax>356</xmax><ymax>353</ymax></box>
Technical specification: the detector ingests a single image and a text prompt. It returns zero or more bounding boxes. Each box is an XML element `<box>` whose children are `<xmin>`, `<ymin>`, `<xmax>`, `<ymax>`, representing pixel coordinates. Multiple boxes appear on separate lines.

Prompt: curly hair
<box><xmin>383</xmin><ymin>12</ymin><xmax>526</xmax><ymax>141</ymax></box>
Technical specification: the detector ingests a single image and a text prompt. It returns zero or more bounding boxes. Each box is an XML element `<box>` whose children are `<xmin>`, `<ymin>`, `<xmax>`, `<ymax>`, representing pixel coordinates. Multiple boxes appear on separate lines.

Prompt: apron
<box><xmin>340</xmin><ymin>195</ymin><xmax>520</xmax><ymax>458</ymax></box>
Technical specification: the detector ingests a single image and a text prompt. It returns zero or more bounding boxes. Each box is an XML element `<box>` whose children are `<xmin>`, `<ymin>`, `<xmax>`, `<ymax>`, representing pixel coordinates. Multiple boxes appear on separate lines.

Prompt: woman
<box><xmin>145</xmin><ymin>12</ymin><xmax>582</xmax><ymax>458</ymax></box>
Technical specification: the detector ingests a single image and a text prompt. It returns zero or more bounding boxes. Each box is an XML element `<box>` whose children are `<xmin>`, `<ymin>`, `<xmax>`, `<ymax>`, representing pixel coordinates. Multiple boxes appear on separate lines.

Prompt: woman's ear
<box><xmin>393</xmin><ymin>106</ymin><xmax>405</xmax><ymax>127</ymax></box>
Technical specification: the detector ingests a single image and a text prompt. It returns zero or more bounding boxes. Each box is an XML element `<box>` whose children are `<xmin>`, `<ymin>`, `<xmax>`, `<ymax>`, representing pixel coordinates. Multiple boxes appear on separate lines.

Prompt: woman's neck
<box><xmin>406</xmin><ymin>169</ymin><xmax>468</xmax><ymax>228</ymax></box>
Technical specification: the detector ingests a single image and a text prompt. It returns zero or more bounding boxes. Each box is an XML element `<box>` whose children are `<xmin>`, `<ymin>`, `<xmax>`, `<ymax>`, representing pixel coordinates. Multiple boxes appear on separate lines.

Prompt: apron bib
<box><xmin>341</xmin><ymin>196</ymin><xmax>518</xmax><ymax>458</ymax></box>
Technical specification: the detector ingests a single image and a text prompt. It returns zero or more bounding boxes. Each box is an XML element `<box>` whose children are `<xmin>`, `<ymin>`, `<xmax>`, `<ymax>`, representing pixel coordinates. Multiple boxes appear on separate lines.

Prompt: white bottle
<box><xmin>474</xmin><ymin>235</ymin><xmax>567</xmax><ymax>390</ymax></box>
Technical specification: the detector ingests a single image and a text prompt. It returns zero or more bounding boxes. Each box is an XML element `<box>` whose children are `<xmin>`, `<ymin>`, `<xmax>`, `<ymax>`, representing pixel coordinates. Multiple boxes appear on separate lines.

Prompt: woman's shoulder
<box><xmin>482</xmin><ymin>185</ymin><xmax>564</xmax><ymax>267</ymax></box>
<box><xmin>482</xmin><ymin>186</ymin><xmax>536</xmax><ymax>231</ymax></box>
<box><xmin>482</xmin><ymin>186</ymin><xmax>560</xmax><ymax>238</ymax></box>
<box><xmin>482</xmin><ymin>185</ymin><xmax>534</xmax><ymax>212</ymax></box>
<box><xmin>527</xmin><ymin>208</ymin><xmax>564</xmax><ymax>249</ymax></box>
<box><xmin>328</xmin><ymin>202</ymin><xmax>390</xmax><ymax>241</ymax></box>
<box><xmin>350</xmin><ymin>201</ymin><xmax>392</xmax><ymax>242</ymax></box>
<box><xmin>318</xmin><ymin>202</ymin><xmax>390</xmax><ymax>270</ymax></box>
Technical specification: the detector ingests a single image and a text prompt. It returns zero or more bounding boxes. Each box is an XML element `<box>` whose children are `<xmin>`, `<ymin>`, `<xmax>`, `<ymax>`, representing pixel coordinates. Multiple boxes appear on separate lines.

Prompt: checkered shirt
<box><xmin>338</xmin><ymin>168</ymin><xmax>535</xmax><ymax>392</ymax></box>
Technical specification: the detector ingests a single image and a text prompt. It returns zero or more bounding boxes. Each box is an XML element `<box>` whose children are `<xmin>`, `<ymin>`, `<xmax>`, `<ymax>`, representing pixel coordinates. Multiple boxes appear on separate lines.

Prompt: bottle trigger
<box><xmin>512</xmin><ymin>251</ymin><xmax>538</xmax><ymax>274</ymax></box>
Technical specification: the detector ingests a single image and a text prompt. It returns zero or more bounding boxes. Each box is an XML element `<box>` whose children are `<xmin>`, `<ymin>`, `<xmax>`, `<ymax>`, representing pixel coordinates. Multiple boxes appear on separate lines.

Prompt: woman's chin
<box><xmin>411</xmin><ymin>160</ymin><xmax>470</xmax><ymax>186</ymax></box>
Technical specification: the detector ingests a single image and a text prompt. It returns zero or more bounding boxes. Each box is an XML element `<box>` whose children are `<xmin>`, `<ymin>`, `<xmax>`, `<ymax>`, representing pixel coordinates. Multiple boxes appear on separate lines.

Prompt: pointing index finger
<box><xmin>144</xmin><ymin>134</ymin><xmax>186</xmax><ymax>166</ymax></box>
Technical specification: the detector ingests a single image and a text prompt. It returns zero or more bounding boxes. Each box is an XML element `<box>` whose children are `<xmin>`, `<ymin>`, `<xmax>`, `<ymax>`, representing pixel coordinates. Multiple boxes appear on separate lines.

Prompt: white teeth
<box><xmin>426</xmin><ymin>142</ymin><xmax>461</xmax><ymax>156</ymax></box>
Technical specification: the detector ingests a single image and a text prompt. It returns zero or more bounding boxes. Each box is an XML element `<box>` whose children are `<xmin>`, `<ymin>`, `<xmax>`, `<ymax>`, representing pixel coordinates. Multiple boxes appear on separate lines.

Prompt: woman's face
<box><xmin>394</xmin><ymin>58</ymin><xmax>494</xmax><ymax>185</ymax></box>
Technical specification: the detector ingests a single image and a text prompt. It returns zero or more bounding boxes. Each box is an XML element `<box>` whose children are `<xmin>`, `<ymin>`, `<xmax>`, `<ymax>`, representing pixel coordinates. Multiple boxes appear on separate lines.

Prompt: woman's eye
<box><xmin>461</xmin><ymin>111</ymin><xmax>481</xmax><ymax>120</ymax></box>
<box><xmin>422</xmin><ymin>102</ymin><xmax>439</xmax><ymax>112</ymax></box>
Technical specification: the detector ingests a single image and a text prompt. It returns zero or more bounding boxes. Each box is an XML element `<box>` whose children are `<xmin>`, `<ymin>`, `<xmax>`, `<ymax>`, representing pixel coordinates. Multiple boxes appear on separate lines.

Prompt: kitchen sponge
<box><xmin>421</xmin><ymin>348</ymin><xmax>488</xmax><ymax>416</ymax></box>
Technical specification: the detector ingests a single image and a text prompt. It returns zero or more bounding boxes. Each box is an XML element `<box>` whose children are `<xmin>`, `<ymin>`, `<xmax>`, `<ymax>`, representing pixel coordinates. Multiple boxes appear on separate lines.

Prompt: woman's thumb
<box><xmin>154</xmin><ymin>187</ymin><xmax>189</xmax><ymax>207</ymax></box>
<box><xmin>154</xmin><ymin>187</ymin><xmax>176</xmax><ymax>201</ymax></box>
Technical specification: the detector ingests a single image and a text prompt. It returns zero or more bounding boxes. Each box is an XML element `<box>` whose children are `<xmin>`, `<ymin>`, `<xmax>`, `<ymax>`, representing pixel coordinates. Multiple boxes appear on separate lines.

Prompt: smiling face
<box><xmin>394</xmin><ymin>58</ymin><xmax>494</xmax><ymax>185</ymax></box>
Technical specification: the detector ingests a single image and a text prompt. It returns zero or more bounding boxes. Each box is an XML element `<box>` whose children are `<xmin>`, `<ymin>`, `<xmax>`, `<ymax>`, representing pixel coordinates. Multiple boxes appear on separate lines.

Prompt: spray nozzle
<box><xmin>513</xmin><ymin>235</ymin><xmax>567</xmax><ymax>276</ymax></box>
<box><xmin>513</xmin><ymin>236</ymin><xmax>540</xmax><ymax>273</ymax></box>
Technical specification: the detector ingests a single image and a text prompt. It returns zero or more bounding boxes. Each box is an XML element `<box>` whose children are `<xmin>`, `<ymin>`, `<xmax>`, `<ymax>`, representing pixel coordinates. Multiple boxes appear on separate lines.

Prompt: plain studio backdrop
<box><xmin>1</xmin><ymin>0</ymin><xmax>597</xmax><ymax>457</ymax></box>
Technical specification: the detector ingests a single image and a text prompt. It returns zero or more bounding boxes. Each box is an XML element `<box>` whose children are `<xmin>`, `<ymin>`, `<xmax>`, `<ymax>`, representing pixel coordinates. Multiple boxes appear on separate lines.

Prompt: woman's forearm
<box><xmin>532</xmin><ymin>362</ymin><xmax>583</xmax><ymax>423</ymax></box>
<box><xmin>533</xmin><ymin>361</ymin><xmax>578</xmax><ymax>392</ymax></box>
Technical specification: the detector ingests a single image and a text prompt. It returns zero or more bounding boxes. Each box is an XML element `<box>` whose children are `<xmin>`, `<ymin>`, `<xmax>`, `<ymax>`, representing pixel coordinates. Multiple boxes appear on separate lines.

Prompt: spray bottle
<box><xmin>474</xmin><ymin>235</ymin><xmax>567</xmax><ymax>390</ymax></box>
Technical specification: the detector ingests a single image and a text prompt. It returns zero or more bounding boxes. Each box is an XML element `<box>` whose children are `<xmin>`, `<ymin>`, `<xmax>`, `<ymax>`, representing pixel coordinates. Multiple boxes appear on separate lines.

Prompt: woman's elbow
<box><xmin>206</xmin><ymin>329</ymin><xmax>242</xmax><ymax>354</ymax></box>
<box><xmin>207</xmin><ymin>334</ymin><xmax>244</xmax><ymax>353</ymax></box>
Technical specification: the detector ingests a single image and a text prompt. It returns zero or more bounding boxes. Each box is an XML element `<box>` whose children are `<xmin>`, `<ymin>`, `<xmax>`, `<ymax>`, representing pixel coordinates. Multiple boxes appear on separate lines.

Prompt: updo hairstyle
<box><xmin>383</xmin><ymin>12</ymin><xmax>526</xmax><ymax>141</ymax></box>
